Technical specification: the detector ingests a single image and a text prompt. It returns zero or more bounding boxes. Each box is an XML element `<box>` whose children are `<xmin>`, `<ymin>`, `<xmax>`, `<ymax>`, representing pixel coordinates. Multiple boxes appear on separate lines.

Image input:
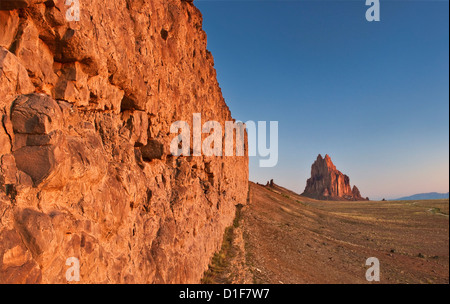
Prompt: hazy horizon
<box><xmin>197</xmin><ymin>0</ymin><xmax>449</xmax><ymax>200</ymax></box>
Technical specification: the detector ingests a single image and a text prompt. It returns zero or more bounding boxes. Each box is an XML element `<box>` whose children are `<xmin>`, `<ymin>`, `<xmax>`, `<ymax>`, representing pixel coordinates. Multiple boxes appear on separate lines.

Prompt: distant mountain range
<box><xmin>393</xmin><ymin>192</ymin><xmax>449</xmax><ymax>201</ymax></box>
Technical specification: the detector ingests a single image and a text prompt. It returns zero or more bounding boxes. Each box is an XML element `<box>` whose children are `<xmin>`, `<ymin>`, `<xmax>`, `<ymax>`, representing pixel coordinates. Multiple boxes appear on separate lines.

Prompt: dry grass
<box><xmin>201</xmin><ymin>204</ymin><xmax>243</xmax><ymax>284</ymax></box>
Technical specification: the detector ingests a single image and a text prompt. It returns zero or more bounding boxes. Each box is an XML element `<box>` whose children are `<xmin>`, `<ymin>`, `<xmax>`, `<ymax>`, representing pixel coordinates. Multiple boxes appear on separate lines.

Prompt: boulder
<box><xmin>11</xmin><ymin>94</ymin><xmax>63</xmax><ymax>135</ymax></box>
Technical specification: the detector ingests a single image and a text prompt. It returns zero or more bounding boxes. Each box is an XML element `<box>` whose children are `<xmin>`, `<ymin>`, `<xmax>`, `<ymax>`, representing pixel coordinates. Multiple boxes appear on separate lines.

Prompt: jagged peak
<box><xmin>323</xmin><ymin>154</ymin><xmax>334</xmax><ymax>166</ymax></box>
<box><xmin>304</xmin><ymin>154</ymin><xmax>367</xmax><ymax>201</ymax></box>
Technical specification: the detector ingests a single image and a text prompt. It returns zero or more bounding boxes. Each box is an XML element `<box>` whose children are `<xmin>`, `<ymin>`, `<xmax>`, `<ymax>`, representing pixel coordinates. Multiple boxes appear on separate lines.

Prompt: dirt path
<box><xmin>220</xmin><ymin>182</ymin><xmax>449</xmax><ymax>284</ymax></box>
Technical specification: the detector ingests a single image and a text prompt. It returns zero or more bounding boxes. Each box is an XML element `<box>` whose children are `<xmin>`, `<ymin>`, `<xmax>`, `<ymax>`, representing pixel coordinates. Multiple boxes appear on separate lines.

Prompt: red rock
<box><xmin>0</xmin><ymin>154</ymin><xmax>17</xmax><ymax>186</ymax></box>
<box><xmin>0</xmin><ymin>47</ymin><xmax>35</xmax><ymax>99</ymax></box>
<box><xmin>141</xmin><ymin>139</ymin><xmax>165</xmax><ymax>162</ymax></box>
<box><xmin>0</xmin><ymin>1</ymin><xmax>45</xmax><ymax>10</ymax></box>
<box><xmin>302</xmin><ymin>154</ymin><xmax>368</xmax><ymax>201</ymax></box>
<box><xmin>11</xmin><ymin>94</ymin><xmax>63</xmax><ymax>135</ymax></box>
<box><xmin>0</xmin><ymin>118</ymin><xmax>12</xmax><ymax>156</ymax></box>
<box><xmin>0</xmin><ymin>0</ymin><xmax>249</xmax><ymax>283</ymax></box>
<box><xmin>0</xmin><ymin>10</ymin><xmax>20</xmax><ymax>49</ymax></box>
<box><xmin>121</xmin><ymin>110</ymin><xmax>148</xmax><ymax>147</ymax></box>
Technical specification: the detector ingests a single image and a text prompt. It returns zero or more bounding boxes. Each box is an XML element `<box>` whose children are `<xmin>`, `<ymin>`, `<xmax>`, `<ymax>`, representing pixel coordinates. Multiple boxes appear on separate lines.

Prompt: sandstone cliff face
<box><xmin>0</xmin><ymin>0</ymin><xmax>248</xmax><ymax>283</ymax></box>
<box><xmin>302</xmin><ymin>155</ymin><xmax>368</xmax><ymax>201</ymax></box>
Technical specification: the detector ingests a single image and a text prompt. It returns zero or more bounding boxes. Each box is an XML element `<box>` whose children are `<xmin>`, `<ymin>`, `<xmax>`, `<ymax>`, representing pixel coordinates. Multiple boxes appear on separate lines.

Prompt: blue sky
<box><xmin>196</xmin><ymin>0</ymin><xmax>449</xmax><ymax>200</ymax></box>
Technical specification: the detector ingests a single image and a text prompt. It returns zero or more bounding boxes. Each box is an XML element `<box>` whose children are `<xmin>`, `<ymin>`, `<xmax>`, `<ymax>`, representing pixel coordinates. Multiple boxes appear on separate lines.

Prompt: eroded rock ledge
<box><xmin>0</xmin><ymin>0</ymin><xmax>248</xmax><ymax>283</ymax></box>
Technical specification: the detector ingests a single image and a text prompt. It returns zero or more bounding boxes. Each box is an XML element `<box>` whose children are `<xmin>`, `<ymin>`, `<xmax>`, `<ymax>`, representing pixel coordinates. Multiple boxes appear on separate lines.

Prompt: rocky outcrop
<box><xmin>0</xmin><ymin>0</ymin><xmax>248</xmax><ymax>283</ymax></box>
<box><xmin>302</xmin><ymin>154</ymin><xmax>368</xmax><ymax>201</ymax></box>
<box><xmin>266</xmin><ymin>179</ymin><xmax>274</xmax><ymax>187</ymax></box>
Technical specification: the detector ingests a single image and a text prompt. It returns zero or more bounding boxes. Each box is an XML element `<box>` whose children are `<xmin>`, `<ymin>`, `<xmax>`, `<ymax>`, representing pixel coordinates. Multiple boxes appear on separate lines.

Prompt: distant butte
<box><xmin>302</xmin><ymin>154</ymin><xmax>369</xmax><ymax>201</ymax></box>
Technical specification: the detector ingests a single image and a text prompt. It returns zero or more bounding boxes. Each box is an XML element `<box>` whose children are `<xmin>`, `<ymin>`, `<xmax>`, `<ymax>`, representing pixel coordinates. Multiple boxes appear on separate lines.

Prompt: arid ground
<box><xmin>203</xmin><ymin>182</ymin><xmax>449</xmax><ymax>284</ymax></box>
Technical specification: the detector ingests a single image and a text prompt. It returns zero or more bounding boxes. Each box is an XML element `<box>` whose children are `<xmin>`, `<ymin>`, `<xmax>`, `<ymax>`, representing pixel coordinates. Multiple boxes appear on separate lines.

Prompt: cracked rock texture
<box><xmin>0</xmin><ymin>0</ymin><xmax>248</xmax><ymax>283</ymax></box>
<box><xmin>302</xmin><ymin>154</ymin><xmax>368</xmax><ymax>201</ymax></box>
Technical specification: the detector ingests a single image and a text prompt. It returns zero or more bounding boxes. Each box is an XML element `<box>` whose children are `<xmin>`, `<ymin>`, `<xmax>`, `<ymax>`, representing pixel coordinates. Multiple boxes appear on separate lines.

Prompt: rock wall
<box><xmin>302</xmin><ymin>154</ymin><xmax>368</xmax><ymax>201</ymax></box>
<box><xmin>0</xmin><ymin>0</ymin><xmax>248</xmax><ymax>283</ymax></box>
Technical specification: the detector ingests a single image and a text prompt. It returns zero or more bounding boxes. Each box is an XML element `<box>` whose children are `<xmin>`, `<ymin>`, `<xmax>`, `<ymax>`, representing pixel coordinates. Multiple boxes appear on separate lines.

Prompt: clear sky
<box><xmin>196</xmin><ymin>0</ymin><xmax>449</xmax><ymax>200</ymax></box>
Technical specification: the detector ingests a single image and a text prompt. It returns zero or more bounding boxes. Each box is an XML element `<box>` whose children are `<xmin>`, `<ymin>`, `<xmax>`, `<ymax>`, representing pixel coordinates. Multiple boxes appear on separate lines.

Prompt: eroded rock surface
<box><xmin>0</xmin><ymin>0</ymin><xmax>248</xmax><ymax>283</ymax></box>
<box><xmin>302</xmin><ymin>154</ymin><xmax>368</xmax><ymax>201</ymax></box>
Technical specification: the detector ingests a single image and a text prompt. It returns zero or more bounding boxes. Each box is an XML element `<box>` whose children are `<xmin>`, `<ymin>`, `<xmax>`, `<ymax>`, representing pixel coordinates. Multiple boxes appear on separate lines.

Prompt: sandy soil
<box><xmin>224</xmin><ymin>182</ymin><xmax>449</xmax><ymax>284</ymax></box>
